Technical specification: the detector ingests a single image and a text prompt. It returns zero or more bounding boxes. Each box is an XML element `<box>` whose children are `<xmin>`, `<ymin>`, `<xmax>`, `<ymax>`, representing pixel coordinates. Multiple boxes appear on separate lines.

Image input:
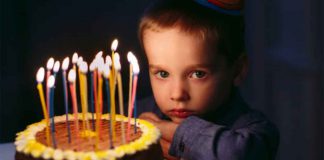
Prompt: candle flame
<box><xmin>127</xmin><ymin>51</ymin><xmax>134</xmax><ymax>62</ymax></box>
<box><xmin>89</xmin><ymin>61</ymin><xmax>96</xmax><ymax>72</ymax></box>
<box><xmin>97</xmin><ymin>57</ymin><xmax>105</xmax><ymax>74</ymax></box>
<box><xmin>96</xmin><ymin>51</ymin><xmax>103</xmax><ymax>59</ymax></box>
<box><xmin>77</xmin><ymin>56</ymin><xmax>83</xmax><ymax>66</ymax></box>
<box><xmin>46</xmin><ymin>57</ymin><xmax>55</xmax><ymax>70</ymax></box>
<box><xmin>133</xmin><ymin>61</ymin><xmax>140</xmax><ymax>75</ymax></box>
<box><xmin>103</xmin><ymin>63</ymin><xmax>111</xmax><ymax>78</ymax></box>
<box><xmin>68</xmin><ymin>69</ymin><xmax>76</xmax><ymax>83</ymax></box>
<box><xmin>114</xmin><ymin>53</ymin><xmax>121</xmax><ymax>71</ymax></box>
<box><xmin>36</xmin><ymin>67</ymin><xmax>45</xmax><ymax>83</ymax></box>
<box><xmin>127</xmin><ymin>51</ymin><xmax>138</xmax><ymax>64</ymax></box>
<box><xmin>79</xmin><ymin>62</ymin><xmax>88</xmax><ymax>73</ymax></box>
<box><xmin>47</xmin><ymin>75</ymin><xmax>55</xmax><ymax>88</ymax></box>
<box><xmin>62</xmin><ymin>57</ymin><xmax>70</xmax><ymax>71</ymax></box>
<box><xmin>105</xmin><ymin>55</ymin><xmax>112</xmax><ymax>66</ymax></box>
<box><xmin>111</xmin><ymin>39</ymin><xmax>118</xmax><ymax>51</ymax></box>
<box><xmin>53</xmin><ymin>61</ymin><xmax>60</xmax><ymax>73</ymax></box>
<box><xmin>72</xmin><ymin>52</ymin><xmax>78</xmax><ymax>64</ymax></box>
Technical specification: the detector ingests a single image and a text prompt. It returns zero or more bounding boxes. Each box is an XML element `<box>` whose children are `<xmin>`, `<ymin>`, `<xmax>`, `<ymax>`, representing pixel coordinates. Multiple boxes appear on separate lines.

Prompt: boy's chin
<box><xmin>170</xmin><ymin>117</ymin><xmax>186</xmax><ymax>124</ymax></box>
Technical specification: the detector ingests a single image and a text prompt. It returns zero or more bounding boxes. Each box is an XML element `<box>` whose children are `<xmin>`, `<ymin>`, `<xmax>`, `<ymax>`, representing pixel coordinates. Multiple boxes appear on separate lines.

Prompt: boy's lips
<box><xmin>168</xmin><ymin>109</ymin><xmax>195</xmax><ymax>118</ymax></box>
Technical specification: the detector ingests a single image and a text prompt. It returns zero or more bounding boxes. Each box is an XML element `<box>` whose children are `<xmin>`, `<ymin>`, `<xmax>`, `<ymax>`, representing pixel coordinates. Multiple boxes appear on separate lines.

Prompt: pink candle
<box><xmin>68</xmin><ymin>69</ymin><xmax>79</xmax><ymax>137</ymax></box>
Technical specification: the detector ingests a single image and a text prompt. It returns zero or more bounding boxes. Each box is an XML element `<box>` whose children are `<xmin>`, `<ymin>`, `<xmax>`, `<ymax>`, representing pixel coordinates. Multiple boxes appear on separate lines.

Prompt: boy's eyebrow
<box><xmin>149</xmin><ymin>64</ymin><xmax>163</xmax><ymax>69</ymax></box>
<box><xmin>149</xmin><ymin>64</ymin><xmax>218</xmax><ymax>69</ymax></box>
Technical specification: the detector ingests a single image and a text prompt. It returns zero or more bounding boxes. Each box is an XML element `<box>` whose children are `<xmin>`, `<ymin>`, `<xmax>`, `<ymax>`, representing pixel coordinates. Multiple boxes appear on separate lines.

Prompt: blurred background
<box><xmin>0</xmin><ymin>0</ymin><xmax>323</xmax><ymax>159</ymax></box>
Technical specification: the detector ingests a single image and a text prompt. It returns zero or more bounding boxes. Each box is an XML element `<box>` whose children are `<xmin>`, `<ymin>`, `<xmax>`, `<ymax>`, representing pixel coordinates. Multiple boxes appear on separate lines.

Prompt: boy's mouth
<box><xmin>168</xmin><ymin>109</ymin><xmax>195</xmax><ymax>118</ymax></box>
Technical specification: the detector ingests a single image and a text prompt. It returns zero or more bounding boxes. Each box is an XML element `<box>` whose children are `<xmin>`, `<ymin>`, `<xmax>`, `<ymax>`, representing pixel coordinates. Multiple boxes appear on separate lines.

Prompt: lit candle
<box><xmin>97</xmin><ymin>57</ymin><xmax>104</xmax><ymax>120</ymax></box>
<box><xmin>47</xmin><ymin>75</ymin><xmax>57</xmax><ymax>148</ymax></box>
<box><xmin>127</xmin><ymin>53</ymin><xmax>139</xmax><ymax>139</ymax></box>
<box><xmin>46</xmin><ymin>58</ymin><xmax>54</xmax><ymax>112</ymax></box>
<box><xmin>36</xmin><ymin>67</ymin><xmax>50</xmax><ymax>146</ymax></box>
<box><xmin>72</xmin><ymin>53</ymin><xmax>79</xmax><ymax>116</ymax></box>
<box><xmin>113</xmin><ymin>53</ymin><xmax>126</xmax><ymax>144</ymax></box>
<box><xmin>127</xmin><ymin>52</ymin><xmax>133</xmax><ymax>141</ymax></box>
<box><xmin>68</xmin><ymin>69</ymin><xmax>79</xmax><ymax>137</ymax></box>
<box><xmin>77</xmin><ymin>57</ymin><xmax>85</xmax><ymax>131</ymax></box>
<box><xmin>62</xmin><ymin>57</ymin><xmax>71</xmax><ymax>143</ymax></box>
<box><xmin>79</xmin><ymin>62</ymin><xmax>90</xmax><ymax>131</ymax></box>
<box><xmin>89</xmin><ymin>61</ymin><xmax>96</xmax><ymax>131</ymax></box>
<box><xmin>110</xmin><ymin>39</ymin><xmax>118</xmax><ymax>141</ymax></box>
<box><xmin>103</xmin><ymin>63</ymin><xmax>113</xmax><ymax>148</ymax></box>
<box><xmin>131</xmin><ymin>61</ymin><xmax>140</xmax><ymax>133</ymax></box>
<box><xmin>96</xmin><ymin>58</ymin><xmax>104</xmax><ymax>149</ymax></box>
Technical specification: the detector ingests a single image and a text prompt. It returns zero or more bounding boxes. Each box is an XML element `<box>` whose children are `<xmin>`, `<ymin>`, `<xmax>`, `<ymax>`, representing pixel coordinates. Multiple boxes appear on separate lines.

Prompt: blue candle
<box><xmin>50</xmin><ymin>86</ymin><xmax>57</xmax><ymax>148</ymax></box>
<box><xmin>105</xmin><ymin>79</ymin><xmax>113</xmax><ymax>148</ymax></box>
<box><xmin>62</xmin><ymin>71</ymin><xmax>71</xmax><ymax>143</ymax></box>
<box><xmin>90</xmin><ymin>72</ymin><xmax>95</xmax><ymax>131</ymax></box>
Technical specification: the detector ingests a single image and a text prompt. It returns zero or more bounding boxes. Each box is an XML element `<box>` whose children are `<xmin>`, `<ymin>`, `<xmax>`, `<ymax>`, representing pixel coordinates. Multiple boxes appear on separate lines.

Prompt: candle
<box><xmin>47</xmin><ymin>75</ymin><xmax>57</xmax><ymax>148</ymax></box>
<box><xmin>46</xmin><ymin>58</ymin><xmax>54</xmax><ymax>112</ymax></box>
<box><xmin>95</xmin><ymin>59</ymin><xmax>104</xmax><ymax>149</ymax></box>
<box><xmin>89</xmin><ymin>61</ymin><xmax>96</xmax><ymax>131</ymax></box>
<box><xmin>68</xmin><ymin>69</ymin><xmax>79</xmax><ymax>138</ymax></box>
<box><xmin>127</xmin><ymin>52</ymin><xmax>139</xmax><ymax>140</ymax></box>
<box><xmin>113</xmin><ymin>53</ymin><xmax>126</xmax><ymax>144</ymax></box>
<box><xmin>131</xmin><ymin>61</ymin><xmax>140</xmax><ymax>133</ymax></box>
<box><xmin>72</xmin><ymin>53</ymin><xmax>79</xmax><ymax>117</ymax></box>
<box><xmin>127</xmin><ymin>52</ymin><xmax>133</xmax><ymax>141</ymax></box>
<box><xmin>110</xmin><ymin>39</ymin><xmax>118</xmax><ymax>141</ymax></box>
<box><xmin>79</xmin><ymin>62</ymin><xmax>90</xmax><ymax>131</ymax></box>
<box><xmin>36</xmin><ymin>67</ymin><xmax>50</xmax><ymax>146</ymax></box>
<box><xmin>103</xmin><ymin>63</ymin><xmax>113</xmax><ymax>148</ymax></box>
<box><xmin>62</xmin><ymin>57</ymin><xmax>71</xmax><ymax>143</ymax></box>
<box><xmin>77</xmin><ymin>58</ymin><xmax>84</xmax><ymax>131</ymax></box>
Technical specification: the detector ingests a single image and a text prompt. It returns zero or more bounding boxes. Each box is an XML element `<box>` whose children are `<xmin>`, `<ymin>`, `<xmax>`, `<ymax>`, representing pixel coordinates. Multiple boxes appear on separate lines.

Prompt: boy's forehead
<box><xmin>143</xmin><ymin>27</ymin><xmax>223</xmax><ymax>61</ymax></box>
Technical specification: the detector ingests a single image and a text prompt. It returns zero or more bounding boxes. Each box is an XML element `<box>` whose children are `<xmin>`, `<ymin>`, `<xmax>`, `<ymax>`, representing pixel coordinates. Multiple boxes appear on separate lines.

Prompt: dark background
<box><xmin>0</xmin><ymin>0</ymin><xmax>323</xmax><ymax>159</ymax></box>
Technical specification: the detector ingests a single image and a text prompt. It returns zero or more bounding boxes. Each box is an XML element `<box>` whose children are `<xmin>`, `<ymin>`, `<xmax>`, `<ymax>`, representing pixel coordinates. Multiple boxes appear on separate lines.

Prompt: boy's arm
<box><xmin>169</xmin><ymin>114</ymin><xmax>279</xmax><ymax>160</ymax></box>
<box><xmin>140</xmin><ymin>112</ymin><xmax>180</xmax><ymax>160</ymax></box>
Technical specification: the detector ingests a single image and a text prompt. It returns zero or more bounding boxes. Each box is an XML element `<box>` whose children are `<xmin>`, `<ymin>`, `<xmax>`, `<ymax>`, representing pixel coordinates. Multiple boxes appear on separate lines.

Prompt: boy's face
<box><xmin>143</xmin><ymin>27</ymin><xmax>236</xmax><ymax>123</ymax></box>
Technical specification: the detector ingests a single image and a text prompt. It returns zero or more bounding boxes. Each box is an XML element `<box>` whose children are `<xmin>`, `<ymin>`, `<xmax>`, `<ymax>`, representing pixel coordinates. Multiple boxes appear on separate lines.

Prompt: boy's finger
<box><xmin>139</xmin><ymin>112</ymin><xmax>161</xmax><ymax>122</ymax></box>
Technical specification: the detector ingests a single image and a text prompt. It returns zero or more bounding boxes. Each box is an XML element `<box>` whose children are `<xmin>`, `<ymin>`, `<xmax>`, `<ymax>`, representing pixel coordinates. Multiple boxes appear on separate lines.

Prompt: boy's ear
<box><xmin>233</xmin><ymin>54</ymin><xmax>248</xmax><ymax>86</ymax></box>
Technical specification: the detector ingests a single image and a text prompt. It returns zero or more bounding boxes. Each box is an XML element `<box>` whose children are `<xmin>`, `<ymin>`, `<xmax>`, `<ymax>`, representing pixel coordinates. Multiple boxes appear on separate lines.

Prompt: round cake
<box><xmin>15</xmin><ymin>114</ymin><xmax>162</xmax><ymax>160</ymax></box>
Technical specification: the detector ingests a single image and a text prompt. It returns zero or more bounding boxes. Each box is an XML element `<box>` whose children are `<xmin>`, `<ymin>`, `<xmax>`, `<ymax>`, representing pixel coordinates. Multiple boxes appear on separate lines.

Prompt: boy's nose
<box><xmin>170</xmin><ymin>80</ymin><xmax>189</xmax><ymax>101</ymax></box>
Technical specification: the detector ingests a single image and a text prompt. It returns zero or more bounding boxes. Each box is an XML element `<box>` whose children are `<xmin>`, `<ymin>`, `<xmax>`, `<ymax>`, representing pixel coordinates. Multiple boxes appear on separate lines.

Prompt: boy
<box><xmin>137</xmin><ymin>0</ymin><xmax>279</xmax><ymax>159</ymax></box>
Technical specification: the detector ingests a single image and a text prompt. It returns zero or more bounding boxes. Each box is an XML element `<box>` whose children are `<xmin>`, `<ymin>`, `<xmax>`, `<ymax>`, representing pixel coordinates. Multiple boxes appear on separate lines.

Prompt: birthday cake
<box><xmin>14</xmin><ymin>40</ymin><xmax>162</xmax><ymax>159</ymax></box>
<box><xmin>15</xmin><ymin>114</ymin><xmax>162</xmax><ymax>160</ymax></box>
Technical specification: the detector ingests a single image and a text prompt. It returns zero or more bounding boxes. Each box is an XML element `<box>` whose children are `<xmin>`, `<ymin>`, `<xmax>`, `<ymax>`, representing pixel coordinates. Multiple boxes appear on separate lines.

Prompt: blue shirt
<box><xmin>137</xmin><ymin>91</ymin><xmax>279</xmax><ymax>160</ymax></box>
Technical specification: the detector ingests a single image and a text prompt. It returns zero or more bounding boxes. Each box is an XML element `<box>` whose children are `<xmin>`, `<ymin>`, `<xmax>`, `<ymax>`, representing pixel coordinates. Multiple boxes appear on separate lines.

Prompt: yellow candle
<box><xmin>126</xmin><ymin>52</ymin><xmax>137</xmax><ymax>141</ymax></box>
<box><xmin>79</xmin><ymin>62</ymin><xmax>90</xmax><ymax>131</ymax></box>
<box><xmin>78</xmin><ymin>66</ymin><xmax>86</xmax><ymax>131</ymax></box>
<box><xmin>109</xmin><ymin>39</ymin><xmax>118</xmax><ymax>141</ymax></box>
<box><xmin>109</xmin><ymin>71</ymin><xmax>116</xmax><ymax>141</ymax></box>
<box><xmin>96</xmin><ymin>72</ymin><xmax>103</xmax><ymax>149</ymax></box>
<box><xmin>36</xmin><ymin>67</ymin><xmax>50</xmax><ymax>146</ymax></box>
<box><xmin>114</xmin><ymin>53</ymin><xmax>126</xmax><ymax>144</ymax></box>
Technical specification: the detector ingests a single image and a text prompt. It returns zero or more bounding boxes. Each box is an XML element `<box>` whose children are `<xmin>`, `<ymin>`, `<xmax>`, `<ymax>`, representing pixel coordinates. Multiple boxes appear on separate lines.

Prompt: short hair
<box><xmin>138</xmin><ymin>0</ymin><xmax>245</xmax><ymax>66</ymax></box>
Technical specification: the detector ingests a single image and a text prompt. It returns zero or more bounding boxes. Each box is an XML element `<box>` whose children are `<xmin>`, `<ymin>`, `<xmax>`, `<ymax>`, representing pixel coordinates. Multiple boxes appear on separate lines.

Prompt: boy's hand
<box><xmin>139</xmin><ymin>112</ymin><xmax>180</xmax><ymax>160</ymax></box>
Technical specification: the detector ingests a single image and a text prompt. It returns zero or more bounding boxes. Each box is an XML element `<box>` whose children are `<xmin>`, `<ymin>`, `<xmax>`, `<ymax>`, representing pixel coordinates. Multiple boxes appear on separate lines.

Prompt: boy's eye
<box><xmin>156</xmin><ymin>71</ymin><xmax>169</xmax><ymax>78</ymax></box>
<box><xmin>190</xmin><ymin>71</ymin><xmax>206</xmax><ymax>79</ymax></box>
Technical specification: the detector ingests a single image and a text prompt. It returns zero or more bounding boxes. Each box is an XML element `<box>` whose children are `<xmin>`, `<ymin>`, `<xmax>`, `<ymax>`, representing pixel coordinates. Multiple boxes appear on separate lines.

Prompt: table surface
<box><xmin>0</xmin><ymin>143</ymin><xmax>15</xmax><ymax>160</ymax></box>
